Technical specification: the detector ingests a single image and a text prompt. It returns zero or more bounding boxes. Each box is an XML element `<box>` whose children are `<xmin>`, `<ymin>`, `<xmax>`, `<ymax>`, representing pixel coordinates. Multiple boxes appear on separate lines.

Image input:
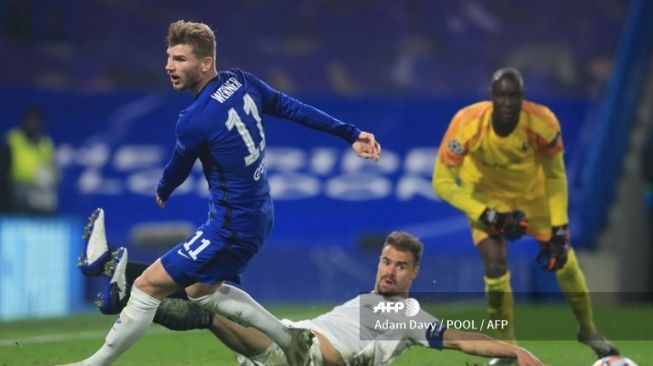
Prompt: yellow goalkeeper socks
<box><xmin>555</xmin><ymin>248</ymin><xmax>597</xmax><ymax>334</ymax></box>
<box><xmin>484</xmin><ymin>271</ymin><xmax>515</xmax><ymax>344</ymax></box>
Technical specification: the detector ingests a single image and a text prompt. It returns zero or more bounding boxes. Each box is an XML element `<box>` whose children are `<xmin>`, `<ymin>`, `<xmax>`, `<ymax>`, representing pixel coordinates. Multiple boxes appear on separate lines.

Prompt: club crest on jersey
<box><xmin>522</xmin><ymin>142</ymin><xmax>529</xmax><ymax>151</ymax></box>
<box><xmin>447</xmin><ymin>139</ymin><xmax>463</xmax><ymax>155</ymax></box>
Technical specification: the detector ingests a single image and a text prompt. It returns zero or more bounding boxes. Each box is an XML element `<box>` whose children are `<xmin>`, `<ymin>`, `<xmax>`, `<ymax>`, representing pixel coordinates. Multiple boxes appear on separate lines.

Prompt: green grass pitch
<box><xmin>1</xmin><ymin>302</ymin><xmax>651</xmax><ymax>366</ymax></box>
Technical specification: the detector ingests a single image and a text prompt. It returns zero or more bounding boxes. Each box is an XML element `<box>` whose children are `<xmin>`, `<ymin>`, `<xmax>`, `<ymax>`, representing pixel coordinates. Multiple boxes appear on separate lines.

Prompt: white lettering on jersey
<box><xmin>211</xmin><ymin>77</ymin><xmax>243</xmax><ymax>103</ymax></box>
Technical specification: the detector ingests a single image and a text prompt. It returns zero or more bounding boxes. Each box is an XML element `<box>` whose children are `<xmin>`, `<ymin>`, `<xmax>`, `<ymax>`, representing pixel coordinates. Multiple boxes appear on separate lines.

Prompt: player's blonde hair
<box><xmin>383</xmin><ymin>231</ymin><xmax>423</xmax><ymax>266</ymax></box>
<box><xmin>167</xmin><ymin>20</ymin><xmax>216</xmax><ymax>60</ymax></box>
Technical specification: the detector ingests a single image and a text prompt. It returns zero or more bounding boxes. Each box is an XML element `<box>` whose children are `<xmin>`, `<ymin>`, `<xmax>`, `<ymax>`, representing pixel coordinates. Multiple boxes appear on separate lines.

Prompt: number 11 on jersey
<box><xmin>225</xmin><ymin>93</ymin><xmax>266</xmax><ymax>166</ymax></box>
<box><xmin>178</xmin><ymin>230</ymin><xmax>211</xmax><ymax>260</ymax></box>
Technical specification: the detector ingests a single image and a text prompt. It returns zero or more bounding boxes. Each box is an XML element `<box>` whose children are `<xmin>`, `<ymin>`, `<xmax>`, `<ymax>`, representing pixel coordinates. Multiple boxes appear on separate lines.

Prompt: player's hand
<box><xmin>479</xmin><ymin>208</ymin><xmax>528</xmax><ymax>241</ymax></box>
<box><xmin>536</xmin><ymin>225</ymin><xmax>569</xmax><ymax>272</ymax></box>
<box><xmin>155</xmin><ymin>193</ymin><xmax>166</xmax><ymax>208</ymax></box>
<box><xmin>352</xmin><ymin>131</ymin><xmax>381</xmax><ymax>162</ymax></box>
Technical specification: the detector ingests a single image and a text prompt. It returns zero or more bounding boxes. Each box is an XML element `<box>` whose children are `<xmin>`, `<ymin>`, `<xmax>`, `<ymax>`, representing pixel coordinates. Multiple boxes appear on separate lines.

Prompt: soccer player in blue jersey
<box><xmin>78</xmin><ymin>229</ymin><xmax>544</xmax><ymax>366</ymax></box>
<box><xmin>64</xmin><ymin>20</ymin><xmax>380</xmax><ymax>366</ymax></box>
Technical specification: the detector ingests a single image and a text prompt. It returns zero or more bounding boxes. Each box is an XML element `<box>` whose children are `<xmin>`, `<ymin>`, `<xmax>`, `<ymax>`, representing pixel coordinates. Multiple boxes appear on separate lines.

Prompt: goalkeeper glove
<box><xmin>537</xmin><ymin>225</ymin><xmax>570</xmax><ymax>272</ymax></box>
<box><xmin>479</xmin><ymin>208</ymin><xmax>528</xmax><ymax>241</ymax></box>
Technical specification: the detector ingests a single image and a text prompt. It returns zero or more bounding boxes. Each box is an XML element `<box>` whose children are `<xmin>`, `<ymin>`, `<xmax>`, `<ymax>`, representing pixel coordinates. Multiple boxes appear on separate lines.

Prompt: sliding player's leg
<box><xmin>211</xmin><ymin>315</ymin><xmax>324</xmax><ymax>366</ymax></box>
<box><xmin>77</xmin><ymin>208</ymin><xmax>198</xmax><ymax>321</ymax></box>
<box><xmin>95</xmin><ymin>252</ymin><xmax>213</xmax><ymax>331</ymax></box>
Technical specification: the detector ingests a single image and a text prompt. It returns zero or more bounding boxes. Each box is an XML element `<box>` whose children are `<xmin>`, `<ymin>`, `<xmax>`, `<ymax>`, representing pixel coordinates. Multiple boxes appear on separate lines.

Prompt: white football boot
<box><xmin>77</xmin><ymin>208</ymin><xmax>110</xmax><ymax>276</ymax></box>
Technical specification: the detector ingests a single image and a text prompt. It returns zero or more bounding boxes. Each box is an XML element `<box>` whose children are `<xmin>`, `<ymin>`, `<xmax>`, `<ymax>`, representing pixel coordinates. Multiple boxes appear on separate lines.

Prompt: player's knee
<box><xmin>133</xmin><ymin>274</ymin><xmax>163</xmax><ymax>297</ymax></box>
<box><xmin>186</xmin><ymin>282</ymin><xmax>222</xmax><ymax>300</ymax></box>
<box><xmin>187</xmin><ymin>289</ymin><xmax>220</xmax><ymax>308</ymax></box>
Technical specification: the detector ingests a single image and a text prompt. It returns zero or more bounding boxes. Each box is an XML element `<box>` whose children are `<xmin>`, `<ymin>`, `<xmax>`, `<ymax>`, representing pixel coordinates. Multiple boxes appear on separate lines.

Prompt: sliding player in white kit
<box><xmin>211</xmin><ymin>231</ymin><xmax>543</xmax><ymax>366</ymax></box>
<box><xmin>78</xmin><ymin>226</ymin><xmax>543</xmax><ymax>365</ymax></box>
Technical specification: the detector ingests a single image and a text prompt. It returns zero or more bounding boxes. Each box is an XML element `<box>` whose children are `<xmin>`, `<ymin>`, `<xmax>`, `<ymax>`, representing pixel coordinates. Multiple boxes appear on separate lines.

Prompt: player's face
<box><xmin>374</xmin><ymin>245</ymin><xmax>419</xmax><ymax>297</ymax></box>
<box><xmin>490</xmin><ymin>76</ymin><xmax>524</xmax><ymax>126</ymax></box>
<box><xmin>165</xmin><ymin>44</ymin><xmax>203</xmax><ymax>92</ymax></box>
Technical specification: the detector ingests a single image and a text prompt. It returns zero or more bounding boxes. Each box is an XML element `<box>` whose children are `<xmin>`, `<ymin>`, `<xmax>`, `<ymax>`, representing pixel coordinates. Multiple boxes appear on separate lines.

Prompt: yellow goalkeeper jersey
<box><xmin>433</xmin><ymin>100</ymin><xmax>568</xmax><ymax>226</ymax></box>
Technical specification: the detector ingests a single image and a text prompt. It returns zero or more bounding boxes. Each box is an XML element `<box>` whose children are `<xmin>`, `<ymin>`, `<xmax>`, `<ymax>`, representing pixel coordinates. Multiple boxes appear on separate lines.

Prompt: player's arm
<box><xmin>531</xmin><ymin>106</ymin><xmax>568</xmax><ymax>227</ymax></box>
<box><xmin>432</xmin><ymin>112</ymin><xmax>486</xmax><ymax>220</ymax></box>
<box><xmin>540</xmin><ymin>152</ymin><xmax>568</xmax><ymax>226</ymax></box>
<box><xmin>441</xmin><ymin>328</ymin><xmax>544</xmax><ymax>366</ymax></box>
<box><xmin>244</xmin><ymin>71</ymin><xmax>380</xmax><ymax>161</ymax></box>
<box><xmin>406</xmin><ymin>312</ymin><xmax>543</xmax><ymax>366</ymax></box>
<box><xmin>156</xmin><ymin>124</ymin><xmax>202</xmax><ymax>207</ymax></box>
<box><xmin>535</xmin><ymin>110</ymin><xmax>569</xmax><ymax>271</ymax></box>
<box><xmin>433</xmin><ymin>114</ymin><xmax>527</xmax><ymax>240</ymax></box>
<box><xmin>537</xmin><ymin>152</ymin><xmax>570</xmax><ymax>271</ymax></box>
<box><xmin>433</xmin><ymin>159</ymin><xmax>486</xmax><ymax>221</ymax></box>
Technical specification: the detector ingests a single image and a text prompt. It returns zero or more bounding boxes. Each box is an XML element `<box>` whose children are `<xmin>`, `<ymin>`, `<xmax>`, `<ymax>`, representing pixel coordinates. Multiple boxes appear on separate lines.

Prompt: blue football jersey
<box><xmin>157</xmin><ymin>69</ymin><xmax>361</xmax><ymax>242</ymax></box>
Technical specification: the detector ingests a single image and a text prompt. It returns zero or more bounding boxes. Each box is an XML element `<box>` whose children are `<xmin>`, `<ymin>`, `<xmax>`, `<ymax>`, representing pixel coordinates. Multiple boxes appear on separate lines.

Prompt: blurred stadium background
<box><xmin>1</xmin><ymin>0</ymin><xmax>652</xmax><ymax>364</ymax></box>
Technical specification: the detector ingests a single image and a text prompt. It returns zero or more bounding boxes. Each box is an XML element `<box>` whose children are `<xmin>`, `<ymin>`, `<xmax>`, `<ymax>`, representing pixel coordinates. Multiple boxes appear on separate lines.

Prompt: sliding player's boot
<box><xmin>282</xmin><ymin>326</ymin><xmax>315</xmax><ymax>366</ymax></box>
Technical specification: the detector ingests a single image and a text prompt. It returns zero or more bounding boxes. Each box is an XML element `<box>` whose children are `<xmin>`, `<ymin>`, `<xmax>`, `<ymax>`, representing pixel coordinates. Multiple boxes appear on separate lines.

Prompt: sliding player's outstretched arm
<box><xmin>442</xmin><ymin>328</ymin><xmax>544</xmax><ymax>366</ymax></box>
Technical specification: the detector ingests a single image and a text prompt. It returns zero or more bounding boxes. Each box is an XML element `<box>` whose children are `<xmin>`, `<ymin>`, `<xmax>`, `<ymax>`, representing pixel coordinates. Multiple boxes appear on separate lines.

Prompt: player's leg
<box><xmin>210</xmin><ymin>314</ymin><xmax>275</xmax><ymax>357</ymax></box>
<box><xmin>476</xmin><ymin>234</ymin><xmax>516</xmax><ymax>345</ymax></box>
<box><xmin>59</xmin><ymin>259</ymin><xmax>182</xmax><ymax>366</ymax></box>
<box><xmin>188</xmin><ymin>281</ymin><xmax>311</xmax><ymax>348</ymax></box>
<box><xmin>188</xmin><ymin>281</ymin><xmax>313</xmax><ymax>366</ymax></box>
<box><xmin>211</xmin><ymin>316</ymin><xmax>326</xmax><ymax>366</ymax></box>
<box><xmin>526</xmin><ymin>195</ymin><xmax>619</xmax><ymax>358</ymax></box>
<box><xmin>75</xmin><ymin>207</ymin><xmax>189</xmax><ymax>315</ymax></box>
<box><xmin>173</xmin><ymin>224</ymin><xmax>313</xmax><ymax>366</ymax></box>
<box><xmin>74</xmin><ymin>208</ymin><xmax>221</xmax><ymax>333</ymax></box>
<box><xmin>103</xmin><ymin>258</ymin><xmax>264</xmax><ymax>339</ymax></box>
<box><xmin>212</xmin><ymin>315</ymin><xmax>297</xmax><ymax>366</ymax></box>
<box><xmin>95</xmin><ymin>258</ymin><xmax>190</xmax><ymax>313</ymax></box>
<box><xmin>543</xmin><ymin>241</ymin><xmax>620</xmax><ymax>357</ymax></box>
<box><xmin>97</xmin><ymin>256</ymin><xmax>213</xmax><ymax>330</ymax></box>
<box><xmin>468</xmin><ymin>194</ymin><xmax>518</xmax><ymax>366</ymax></box>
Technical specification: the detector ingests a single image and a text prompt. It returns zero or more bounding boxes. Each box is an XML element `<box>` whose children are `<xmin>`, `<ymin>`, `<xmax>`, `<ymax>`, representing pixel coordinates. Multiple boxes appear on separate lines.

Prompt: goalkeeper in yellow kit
<box><xmin>433</xmin><ymin>68</ymin><xmax>619</xmax><ymax>365</ymax></box>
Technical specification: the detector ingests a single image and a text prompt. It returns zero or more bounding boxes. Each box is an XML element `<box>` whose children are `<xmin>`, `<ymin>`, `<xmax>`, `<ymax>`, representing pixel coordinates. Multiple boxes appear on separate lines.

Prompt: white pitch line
<box><xmin>0</xmin><ymin>327</ymin><xmax>175</xmax><ymax>347</ymax></box>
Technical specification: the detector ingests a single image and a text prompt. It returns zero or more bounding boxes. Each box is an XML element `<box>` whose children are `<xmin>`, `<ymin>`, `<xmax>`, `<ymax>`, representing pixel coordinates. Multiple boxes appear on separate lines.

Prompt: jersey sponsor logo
<box><xmin>447</xmin><ymin>139</ymin><xmax>463</xmax><ymax>155</ymax></box>
<box><xmin>211</xmin><ymin>77</ymin><xmax>243</xmax><ymax>103</ymax></box>
<box><xmin>253</xmin><ymin>160</ymin><xmax>265</xmax><ymax>181</ymax></box>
